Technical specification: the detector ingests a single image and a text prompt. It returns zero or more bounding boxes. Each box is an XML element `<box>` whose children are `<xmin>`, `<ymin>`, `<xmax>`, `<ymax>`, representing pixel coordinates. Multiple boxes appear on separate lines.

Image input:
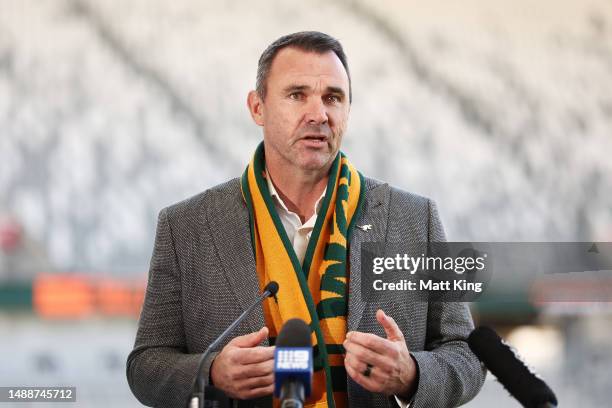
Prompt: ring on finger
<box><xmin>362</xmin><ymin>363</ymin><xmax>373</xmax><ymax>377</ymax></box>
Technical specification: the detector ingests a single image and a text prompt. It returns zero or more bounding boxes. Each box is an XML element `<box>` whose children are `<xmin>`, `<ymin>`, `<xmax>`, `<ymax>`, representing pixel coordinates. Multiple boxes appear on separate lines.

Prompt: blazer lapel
<box><xmin>348</xmin><ymin>179</ymin><xmax>390</xmax><ymax>331</ymax></box>
<box><xmin>205</xmin><ymin>179</ymin><xmax>266</xmax><ymax>335</ymax></box>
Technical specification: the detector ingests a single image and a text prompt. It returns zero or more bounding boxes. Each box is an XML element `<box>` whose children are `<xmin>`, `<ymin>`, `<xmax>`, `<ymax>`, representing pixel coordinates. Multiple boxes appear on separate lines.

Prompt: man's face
<box><xmin>248</xmin><ymin>47</ymin><xmax>351</xmax><ymax>173</ymax></box>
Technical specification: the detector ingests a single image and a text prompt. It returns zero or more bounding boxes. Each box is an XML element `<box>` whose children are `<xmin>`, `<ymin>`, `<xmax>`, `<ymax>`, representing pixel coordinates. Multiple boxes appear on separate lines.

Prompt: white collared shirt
<box><xmin>266</xmin><ymin>173</ymin><xmax>326</xmax><ymax>265</ymax></box>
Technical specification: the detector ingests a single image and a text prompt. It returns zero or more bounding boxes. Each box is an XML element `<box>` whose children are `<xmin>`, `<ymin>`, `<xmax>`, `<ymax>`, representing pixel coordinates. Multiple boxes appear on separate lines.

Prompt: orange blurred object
<box><xmin>33</xmin><ymin>274</ymin><xmax>145</xmax><ymax>319</ymax></box>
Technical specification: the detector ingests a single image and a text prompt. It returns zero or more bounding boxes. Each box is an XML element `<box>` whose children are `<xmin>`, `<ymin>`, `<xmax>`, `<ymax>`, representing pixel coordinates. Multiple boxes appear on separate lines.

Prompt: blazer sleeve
<box><xmin>408</xmin><ymin>200</ymin><xmax>486</xmax><ymax>407</ymax></box>
<box><xmin>126</xmin><ymin>207</ymin><xmax>218</xmax><ymax>407</ymax></box>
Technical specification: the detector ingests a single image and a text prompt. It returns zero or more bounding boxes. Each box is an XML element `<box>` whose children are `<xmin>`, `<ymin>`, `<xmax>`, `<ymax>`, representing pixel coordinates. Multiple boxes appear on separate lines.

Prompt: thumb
<box><xmin>376</xmin><ymin>309</ymin><xmax>404</xmax><ymax>342</ymax></box>
<box><xmin>229</xmin><ymin>326</ymin><xmax>269</xmax><ymax>348</ymax></box>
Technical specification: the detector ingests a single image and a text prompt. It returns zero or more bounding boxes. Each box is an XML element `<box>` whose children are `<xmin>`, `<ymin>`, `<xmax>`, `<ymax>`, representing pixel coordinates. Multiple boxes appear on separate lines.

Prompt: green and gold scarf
<box><xmin>240</xmin><ymin>142</ymin><xmax>364</xmax><ymax>408</ymax></box>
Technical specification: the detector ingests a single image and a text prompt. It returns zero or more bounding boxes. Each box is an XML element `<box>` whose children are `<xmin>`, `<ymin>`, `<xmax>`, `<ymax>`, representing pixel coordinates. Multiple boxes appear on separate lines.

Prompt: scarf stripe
<box><xmin>241</xmin><ymin>142</ymin><xmax>364</xmax><ymax>407</ymax></box>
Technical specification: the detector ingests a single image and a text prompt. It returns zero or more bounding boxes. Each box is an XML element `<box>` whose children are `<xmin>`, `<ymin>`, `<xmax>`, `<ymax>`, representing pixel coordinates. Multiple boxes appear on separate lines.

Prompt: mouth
<box><xmin>301</xmin><ymin>134</ymin><xmax>329</xmax><ymax>142</ymax></box>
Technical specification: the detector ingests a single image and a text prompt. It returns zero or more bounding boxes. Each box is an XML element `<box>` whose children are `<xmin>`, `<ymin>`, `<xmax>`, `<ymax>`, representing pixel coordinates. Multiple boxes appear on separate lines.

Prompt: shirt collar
<box><xmin>265</xmin><ymin>169</ymin><xmax>327</xmax><ymax>223</ymax></box>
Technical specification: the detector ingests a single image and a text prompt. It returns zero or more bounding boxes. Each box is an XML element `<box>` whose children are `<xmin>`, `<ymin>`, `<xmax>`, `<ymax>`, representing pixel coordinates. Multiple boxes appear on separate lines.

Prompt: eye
<box><xmin>289</xmin><ymin>92</ymin><xmax>304</xmax><ymax>100</ymax></box>
<box><xmin>325</xmin><ymin>94</ymin><xmax>342</xmax><ymax>104</ymax></box>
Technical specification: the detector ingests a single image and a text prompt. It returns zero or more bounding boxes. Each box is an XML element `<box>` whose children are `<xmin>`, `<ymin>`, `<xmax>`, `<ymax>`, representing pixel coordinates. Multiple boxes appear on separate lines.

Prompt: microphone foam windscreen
<box><xmin>265</xmin><ymin>281</ymin><xmax>279</xmax><ymax>297</ymax></box>
<box><xmin>468</xmin><ymin>326</ymin><xmax>557</xmax><ymax>408</ymax></box>
<box><xmin>276</xmin><ymin>318</ymin><xmax>311</xmax><ymax>347</ymax></box>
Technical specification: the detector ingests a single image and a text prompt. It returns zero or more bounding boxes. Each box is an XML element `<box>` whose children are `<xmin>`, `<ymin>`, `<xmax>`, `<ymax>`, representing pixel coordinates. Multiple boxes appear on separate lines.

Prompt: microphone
<box><xmin>468</xmin><ymin>326</ymin><xmax>558</xmax><ymax>408</ymax></box>
<box><xmin>190</xmin><ymin>281</ymin><xmax>279</xmax><ymax>408</ymax></box>
<box><xmin>273</xmin><ymin>318</ymin><xmax>313</xmax><ymax>408</ymax></box>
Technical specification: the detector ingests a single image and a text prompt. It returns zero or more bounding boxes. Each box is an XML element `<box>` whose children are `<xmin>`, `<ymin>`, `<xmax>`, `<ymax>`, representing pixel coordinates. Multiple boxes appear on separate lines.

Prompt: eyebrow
<box><xmin>283</xmin><ymin>84</ymin><xmax>346</xmax><ymax>99</ymax></box>
<box><xmin>326</xmin><ymin>86</ymin><xmax>346</xmax><ymax>98</ymax></box>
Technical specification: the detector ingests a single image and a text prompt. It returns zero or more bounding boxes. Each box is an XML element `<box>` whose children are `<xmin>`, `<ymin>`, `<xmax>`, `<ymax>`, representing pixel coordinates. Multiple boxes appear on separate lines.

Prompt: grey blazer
<box><xmin>126</xmin><ymin>177</ymin><xmax>486</xmax><ymax>407</ymax></box>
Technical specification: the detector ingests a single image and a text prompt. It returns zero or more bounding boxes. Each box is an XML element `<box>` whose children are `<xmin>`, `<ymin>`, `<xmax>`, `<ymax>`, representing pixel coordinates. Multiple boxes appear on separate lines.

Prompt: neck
<box><xmin>266</xmin><ymin>161</ymin><xmax>331</xmax><ymax>223</ymax></box>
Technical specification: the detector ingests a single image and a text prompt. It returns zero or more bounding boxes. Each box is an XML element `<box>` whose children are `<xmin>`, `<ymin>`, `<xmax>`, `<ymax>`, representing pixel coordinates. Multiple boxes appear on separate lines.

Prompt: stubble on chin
<box><xmin>300</xmin><ymin>144</ymin><xmax>339</xmax><ymax>172</ymax></box>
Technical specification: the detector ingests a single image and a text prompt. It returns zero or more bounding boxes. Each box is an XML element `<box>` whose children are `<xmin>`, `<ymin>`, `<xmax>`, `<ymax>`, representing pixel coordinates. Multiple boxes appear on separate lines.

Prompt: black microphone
<box><xmin>273</xmin><ymin>318</ymin><xmax>313</xmax><ymax>408</ymax></box>
<box><xmin>190</xmin><ymin>281</ymin><xmax>279</xmax><ymax>408</ymax></box>
<box><xmin>468</xmin><ymin>326</ymin><xmax>558</xmax><ymax>408</ymax></box>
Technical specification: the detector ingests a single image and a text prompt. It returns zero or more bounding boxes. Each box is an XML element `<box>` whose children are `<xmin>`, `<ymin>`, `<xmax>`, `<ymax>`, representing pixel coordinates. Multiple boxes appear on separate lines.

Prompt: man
<box><xmin>127</xmin><ymin>31</ymin><xmax>485</xmax><ymax>408</ymax></box>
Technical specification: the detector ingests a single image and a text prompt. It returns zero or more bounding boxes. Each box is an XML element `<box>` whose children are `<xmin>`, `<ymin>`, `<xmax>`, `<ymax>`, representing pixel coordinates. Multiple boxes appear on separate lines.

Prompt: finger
<box><xmin>239</xmin><ymin>373</ymin><xmax>274</xmax><ymax>389</ymax></box>
<box><xmin>229</xmin><ymin>327</ymin><xmax>269</xmax><ymax>348</ymax></box>
<box><xmin>240</xmin><ymin>384</ymin><xmax>274</xmax><ymax>399</ymax></box>
<box><xmin>345</xmin><ymin>331</ymin><xmax>397</xmax><ymax>357</ymax></box>
<box><xmin>242</xmin><ymin>383</ymin><xmax>274</xmax><ymax>400</ymax></box>
<box><xmin>344</xmin><ymin>351</ymin><xmax>388</xmax><ymax>384</ymax></box>
<box><xmin>233</xmin><ymin>346</ymin><xmax>275</xmax><ymax>365</ymax></box>
<box><xmin>376</xmin><ymin>310</ymin><xmax>404</xmax><ymax>342</ymax></box>
<box><xmin>235</xmin><ymin>359</ymin><xmax>274</xmax><ymax>379</ymax></box>
<box><xmin>345</xmin><ymin>348</ymin><xmax>391</xmax><ymax>379</ymax></box>
<box><xmin>345</xmin><ymin>361</ymin><xmax>383</xmax><ymax>393</ymax></box>
<box><xmin>343</xmin><ymin>339</ymin><xmax>394</xmax><ymax>374</ymax></box>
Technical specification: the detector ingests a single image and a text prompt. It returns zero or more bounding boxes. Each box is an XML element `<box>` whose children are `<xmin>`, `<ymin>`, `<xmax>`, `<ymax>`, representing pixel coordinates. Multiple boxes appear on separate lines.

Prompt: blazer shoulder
<box><xmin>162</xmin><ymin>178</ymin><xmax>242</xmax><ymax>222</ymax></box>
<box><xmin>387</xmin><ymin>184</ymin><xmax>446</xmax><ymax>241</ymax></box>
<box><xmin>362</xmin><ymin>175</ymin><xmax>431</xmax><ymax>207</ymax></box>
<box><xmin>362</xmin><ymin>176</ymin><xmax>386</xmax><ymax>192</ymax></box>
<box><xmin>389</xmin><ymin>185</ymin><xmax>432</xmax><ymax>209</ymax></box>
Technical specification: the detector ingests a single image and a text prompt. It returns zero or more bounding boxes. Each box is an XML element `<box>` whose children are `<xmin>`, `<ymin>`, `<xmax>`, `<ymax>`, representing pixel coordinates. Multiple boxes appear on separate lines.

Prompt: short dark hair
<box><xmin>256</xmin><ymin>31</ymin><xmax>352</xmax><ymax>102</ymax></box>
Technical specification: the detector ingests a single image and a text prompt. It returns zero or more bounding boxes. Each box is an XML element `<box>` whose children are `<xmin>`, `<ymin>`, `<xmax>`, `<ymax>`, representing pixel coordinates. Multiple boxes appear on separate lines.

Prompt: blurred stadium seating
<box><xmin>1</xmin><ymin>0</ymin><xmax>611</xmax><ymax>406</ymax></box>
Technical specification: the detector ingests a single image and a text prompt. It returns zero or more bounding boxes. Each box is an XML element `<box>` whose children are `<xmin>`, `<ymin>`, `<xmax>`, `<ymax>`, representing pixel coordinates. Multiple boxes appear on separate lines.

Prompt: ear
<box><xmin>247</xmin><ymin>90</ymin><xmax>264</xmax><ymax>126</ymax></box>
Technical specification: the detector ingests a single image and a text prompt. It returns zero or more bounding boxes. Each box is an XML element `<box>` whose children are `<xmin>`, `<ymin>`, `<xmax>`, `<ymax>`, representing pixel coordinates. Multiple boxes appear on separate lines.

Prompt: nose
<box><xmin>304</xmin><ymin>98</ymin><xmax>328</xmax><ymax>125</ymax></box>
